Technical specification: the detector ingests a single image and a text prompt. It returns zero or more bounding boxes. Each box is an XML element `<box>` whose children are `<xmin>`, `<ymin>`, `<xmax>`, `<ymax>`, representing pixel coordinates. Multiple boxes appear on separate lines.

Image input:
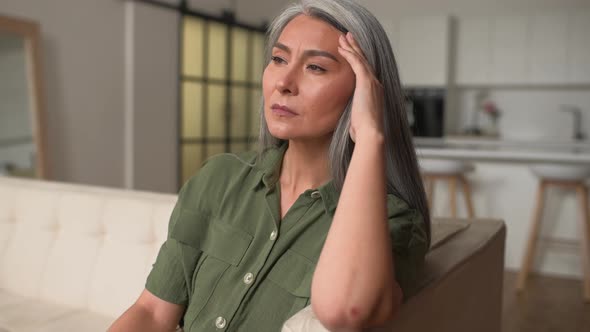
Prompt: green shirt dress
<box><xmin>145</xmin><ymin>143</ymin><xmax>428</xmax><ymax>331</ymax></box>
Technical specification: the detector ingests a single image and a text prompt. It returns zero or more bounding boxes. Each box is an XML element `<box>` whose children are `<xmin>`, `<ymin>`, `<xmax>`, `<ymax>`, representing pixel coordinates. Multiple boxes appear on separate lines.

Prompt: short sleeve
<box><xmin>145</xmin><ymin>153</ymin><xmax>254</xmax><ymax>305</ymax></box>
<box><xmin>146</xmin><ymin>239</ymin><xmax>191</xmax><ymax>304</ymax></box>
<box><xmin>145</xmin><ymin>175</ymin><xmax>203</xmax><ymax>305</ymax></box>
<box><xmin>386</xmin><ymin>194</ymin><xmax>429</xmax><ymax>301</ymax></box>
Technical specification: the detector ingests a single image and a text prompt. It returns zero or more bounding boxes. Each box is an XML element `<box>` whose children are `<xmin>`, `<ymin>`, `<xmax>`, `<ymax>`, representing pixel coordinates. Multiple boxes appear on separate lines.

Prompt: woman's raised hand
<box><xmin>337</xmin><ymin>32</ymin><xmax>384</xmax><ymax>143</ymax></box>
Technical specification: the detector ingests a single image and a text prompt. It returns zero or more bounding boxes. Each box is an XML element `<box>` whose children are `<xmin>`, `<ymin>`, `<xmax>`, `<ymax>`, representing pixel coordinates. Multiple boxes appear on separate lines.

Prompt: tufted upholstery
<box><xmin>0</xmin><ymin>176</ymin><xmax>506</xmax><ymax>332</ymax></box>
<box><xmin>0</xmin><ymin>176</ymin><xmax>176</xmax><ymax>332</ymax></box>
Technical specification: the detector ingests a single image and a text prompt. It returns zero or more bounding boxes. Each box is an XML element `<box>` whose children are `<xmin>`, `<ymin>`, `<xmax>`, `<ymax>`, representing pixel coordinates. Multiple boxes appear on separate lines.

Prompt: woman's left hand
<box><xmin>337</xmin><ymin>32</ymin><xmax>385</xmax><ymax>143</ymax></box>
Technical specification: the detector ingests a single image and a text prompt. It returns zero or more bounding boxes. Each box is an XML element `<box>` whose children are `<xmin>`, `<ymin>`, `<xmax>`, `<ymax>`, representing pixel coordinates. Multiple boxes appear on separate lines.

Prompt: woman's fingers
<box><xmin>345</xmin><ymin>32</ymin><xmax>367</xmax><ymax>61</ymax></box>
<box><xmin>338</xmin><ymin>33</ymin><xmax>375</xmax><ymax>80</ymax></box>
<box><xmin>338</xmin><ymin>35</ymin><xmax>371</xmax><ymax>79</ymax></box>
<box><xmin>337</xmin><ymin>33</ymin><xmax>384</xmax><ymax>142</ymax></box>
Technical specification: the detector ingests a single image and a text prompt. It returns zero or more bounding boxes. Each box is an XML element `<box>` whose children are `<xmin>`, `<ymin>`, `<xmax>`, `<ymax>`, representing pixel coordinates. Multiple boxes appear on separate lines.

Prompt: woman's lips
<box><xmin>271</xmin><ymin>104</ymin><xmax>298</xmax><ymax>117</ymax></box>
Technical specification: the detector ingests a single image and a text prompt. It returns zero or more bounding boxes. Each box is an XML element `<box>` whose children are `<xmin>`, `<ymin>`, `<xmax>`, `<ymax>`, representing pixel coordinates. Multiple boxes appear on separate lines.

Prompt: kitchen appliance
<box><xmin>405</xmin><ymin>88</ymin><xmax>445</xmax><ymax>137</ymax></box>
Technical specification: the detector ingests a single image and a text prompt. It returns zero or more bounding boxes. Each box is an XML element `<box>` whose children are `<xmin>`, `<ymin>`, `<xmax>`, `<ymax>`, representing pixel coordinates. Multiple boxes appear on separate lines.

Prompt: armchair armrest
<box><xmin>282</xmin><ymin>219</ymin><xmax>506</xmax><ymax>332</ymax></box>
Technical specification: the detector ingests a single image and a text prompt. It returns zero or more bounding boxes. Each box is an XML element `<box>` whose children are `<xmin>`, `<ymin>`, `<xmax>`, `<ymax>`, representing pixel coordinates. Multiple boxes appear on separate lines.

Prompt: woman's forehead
<box><xmin>277</xmin><ymin>15</ymin><xmax>342</xmax><ymax>50</ymax></box>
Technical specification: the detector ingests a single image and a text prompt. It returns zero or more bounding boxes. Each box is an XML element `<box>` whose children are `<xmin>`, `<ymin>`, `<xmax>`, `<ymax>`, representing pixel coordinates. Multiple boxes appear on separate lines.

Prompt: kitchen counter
<box><xmin>414</xmin><ymin>137</ymin><xmax>590</xmax><ymax>164</ymax></box>
<box><xmin>415</xmin><ymin>137</ymin><xmax>588</xmax><ymax>279</ymax></box>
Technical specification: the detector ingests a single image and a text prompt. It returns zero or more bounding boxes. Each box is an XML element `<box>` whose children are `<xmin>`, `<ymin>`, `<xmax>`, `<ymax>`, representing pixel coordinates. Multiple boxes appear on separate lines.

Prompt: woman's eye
<box><xmin>307</xmin><ymin>64</ymin><xmax>326</xmax><ymax>72</ymax></box>
<box><xmin>271</xmin><ymin>56</ymin><xmax>285</xmax><ymax>64</ymax></box>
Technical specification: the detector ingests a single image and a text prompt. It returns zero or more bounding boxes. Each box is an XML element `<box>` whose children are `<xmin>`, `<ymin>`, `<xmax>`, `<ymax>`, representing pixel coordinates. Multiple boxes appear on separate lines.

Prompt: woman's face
<box><xmin>262</xmin><ymin>15</ymin><xmax>355</xmax><ymax>142</ymax></box>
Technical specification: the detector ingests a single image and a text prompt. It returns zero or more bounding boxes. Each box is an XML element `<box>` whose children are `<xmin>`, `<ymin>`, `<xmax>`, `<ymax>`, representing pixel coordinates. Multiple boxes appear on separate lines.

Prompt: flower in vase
<box><xmin>482</xmin><ymin>100</ymin><xmax>501</xmax><ymax>119</ymax></box>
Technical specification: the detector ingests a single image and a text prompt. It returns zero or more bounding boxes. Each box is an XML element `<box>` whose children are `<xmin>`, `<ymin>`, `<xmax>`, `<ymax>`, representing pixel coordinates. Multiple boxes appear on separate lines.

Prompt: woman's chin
<box><xmin>267</xmin><ymin>123</ymin><xmax>297</xmax><ymax>140</ymax></box>
<box><xmin>268</xmin><ymin>129</ymin><xmax>295</xmax><ymax>141</ymax></box>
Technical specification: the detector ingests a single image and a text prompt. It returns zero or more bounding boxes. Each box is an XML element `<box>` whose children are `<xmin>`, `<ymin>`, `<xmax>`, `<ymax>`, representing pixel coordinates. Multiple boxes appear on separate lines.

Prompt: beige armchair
<box><xmin>282</xmin><ymin>219</ymin><xmax>506</xmax><ymax>332</ymax></box>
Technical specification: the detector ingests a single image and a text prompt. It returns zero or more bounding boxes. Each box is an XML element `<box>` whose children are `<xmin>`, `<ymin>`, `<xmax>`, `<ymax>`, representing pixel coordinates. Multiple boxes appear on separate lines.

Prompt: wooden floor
<box><xmin>502</xmin><ymin>271</ymin><xmax>590</xmax><ymax>332</ymax></box>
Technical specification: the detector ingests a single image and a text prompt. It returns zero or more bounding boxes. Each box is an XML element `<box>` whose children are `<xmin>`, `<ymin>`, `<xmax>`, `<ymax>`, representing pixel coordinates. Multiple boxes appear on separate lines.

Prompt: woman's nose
<box><xmin>275</xmin><ymin>68</ymin><xmax>298</xmax><ymax>95</ymax></box>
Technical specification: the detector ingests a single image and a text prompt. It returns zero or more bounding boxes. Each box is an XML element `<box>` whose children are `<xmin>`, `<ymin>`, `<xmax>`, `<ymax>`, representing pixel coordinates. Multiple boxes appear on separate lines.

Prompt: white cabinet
<box><xmin>455</xmin><ymin>15</ymin><xmax>530</xmax><ymax>85</ymax></box>
<box><xmin>395</xmin><ymin>16</ymin><xmax>450</xmax><ymax>87</ymax></box>
<box><xmin>490</xmin><ymin>15</ymin><xmax>529</xmax><ymax>84</ymax></box>
<box><xmin>455</xmin><ymin>11</ymin><xmax>590</xmax><ymax>86</ymax></box>
<box><xmin>455</xmin><ymin>17</ymin><xmax>492</xmax><ymax>85</ymax></box>
<box><xmin>529</xmin><ymin>12</ymin><xmax>568</xmax><ymax>84</ymax></box>
<box><xmin>567</xmin><ymin>10</ymin><xmax>590</xmax><ymax>84</ymax></box>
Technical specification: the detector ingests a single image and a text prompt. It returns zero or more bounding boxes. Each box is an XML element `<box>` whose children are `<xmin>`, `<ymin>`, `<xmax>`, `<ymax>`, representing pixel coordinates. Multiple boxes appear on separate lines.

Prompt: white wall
<box><xmin>360</xmin><ymin>0</ymin><xmax>589</xmax><ymax>46</ymax></box>
<box><xmin>358</xmin><ymin>0</ymin><xmax>589</xmax><ymax>19</ymax></box>
<box><xmin>456</xmin><ymin>89</ymin><xmax>590</xmax><ymax>141</ymax></box>
<box><xmin>354</xmin><ymin>0</ymin><xmax>590</xmax><ymax>140</ymax></box>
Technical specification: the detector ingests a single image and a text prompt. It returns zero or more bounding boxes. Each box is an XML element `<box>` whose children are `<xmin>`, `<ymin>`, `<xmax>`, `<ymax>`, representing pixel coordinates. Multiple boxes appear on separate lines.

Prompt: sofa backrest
<box><xmin>0</xmin><ymin>176</ymin><xmax>177</xmax><ymax>318</ymax></box>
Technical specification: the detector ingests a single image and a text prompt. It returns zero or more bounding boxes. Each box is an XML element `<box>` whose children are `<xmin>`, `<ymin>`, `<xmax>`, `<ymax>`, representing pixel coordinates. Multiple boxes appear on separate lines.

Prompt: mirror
<box><xmin>0</xmin><ymin>15</ymin><xmax>48</xmax><ymax>179</ymax></box>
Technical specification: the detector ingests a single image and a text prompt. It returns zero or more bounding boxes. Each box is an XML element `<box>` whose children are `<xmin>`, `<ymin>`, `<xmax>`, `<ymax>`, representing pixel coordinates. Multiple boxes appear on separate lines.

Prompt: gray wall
<box><xmin>129</xmin><ymin>2</ymin><xmax>179</xmax><ymax>193</ymax></box>
<box><xmin>2</xmin><ymin>0</ymin><xmax>126</xmax><ymax>188</ymax></box>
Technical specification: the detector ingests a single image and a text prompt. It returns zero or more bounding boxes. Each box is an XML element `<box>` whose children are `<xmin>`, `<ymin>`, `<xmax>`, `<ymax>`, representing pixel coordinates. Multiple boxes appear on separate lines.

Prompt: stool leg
<box><xmin>575</xmin><ymin>184</ymin><xmax>590</xmax><ymax>302</ymax></box>
<box><xmin>460</xmin><ymin>175</ymin><xmax>476</xmax><ymax>219</ymax></box>
<box><xmin>517</xmin><ymin>180</ymin><xmax>547</xmax><ymax>292</ymax></box>
<box><xmin>449</xmin><ymin>176</ymin><xmax>457</xmax><ymax>218</ymax></box>
<box><xmin>425</xmin><ymin>176</ymin><xmax>435</xmax><ymax>213</ymax></box>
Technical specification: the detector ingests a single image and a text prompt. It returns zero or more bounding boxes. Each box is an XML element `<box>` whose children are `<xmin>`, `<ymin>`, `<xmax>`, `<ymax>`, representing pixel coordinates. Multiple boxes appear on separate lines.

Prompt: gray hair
<box><xmin>257</xmin><ymin>0</ymin><xmax>430</xmax><ymax>242</ymax></box>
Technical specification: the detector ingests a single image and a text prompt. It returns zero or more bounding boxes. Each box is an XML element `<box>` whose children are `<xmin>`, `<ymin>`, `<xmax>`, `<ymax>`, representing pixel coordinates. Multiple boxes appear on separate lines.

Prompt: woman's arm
<box><xmin>311</xmin><ymin>133</ymin><xmax>400</xmax><ymax>331</ymax></box>
<box><xmin>311</xmin><ymin>33</ymin><xmax>402</xmax><ymax>331</ymax></box>
<box><xmin>108</xmin><ymin>289</ymin><xmax>185</xmax><ymax>332</ymax></box>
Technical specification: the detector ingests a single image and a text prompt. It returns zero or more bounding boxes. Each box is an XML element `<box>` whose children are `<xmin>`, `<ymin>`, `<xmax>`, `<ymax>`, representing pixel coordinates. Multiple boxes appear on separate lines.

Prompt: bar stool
<box><xmin>420</xmin><ymin>159</ymin><xmax>476</xmax><ymax>219</ymax></box>
<box><xmin>516</xmin><ymin>164</ymin><xmax>590</xmax><ymax>301</ymax></box>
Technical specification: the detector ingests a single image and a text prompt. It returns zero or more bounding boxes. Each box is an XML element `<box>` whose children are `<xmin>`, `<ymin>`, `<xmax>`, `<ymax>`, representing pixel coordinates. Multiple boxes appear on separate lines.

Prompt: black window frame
<box><xmin>132</xmin><ymin>0</ymin><xmax>267</xmax><ymax>190</ymax></box>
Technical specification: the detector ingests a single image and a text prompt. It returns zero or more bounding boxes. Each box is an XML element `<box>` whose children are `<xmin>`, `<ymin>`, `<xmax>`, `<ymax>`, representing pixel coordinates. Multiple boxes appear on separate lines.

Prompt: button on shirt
<box><xmin>145</xmin><ymin>143</ymin><xmax>429</xmax><ymax>331</ymax></box>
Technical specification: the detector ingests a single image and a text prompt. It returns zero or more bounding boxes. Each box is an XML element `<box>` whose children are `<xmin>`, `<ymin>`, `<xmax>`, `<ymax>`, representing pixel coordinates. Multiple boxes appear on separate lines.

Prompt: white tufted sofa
<box><xmin>0</xmin><ymin>176</ymin><xmax>177</xmax><ymax>332</ymax></box>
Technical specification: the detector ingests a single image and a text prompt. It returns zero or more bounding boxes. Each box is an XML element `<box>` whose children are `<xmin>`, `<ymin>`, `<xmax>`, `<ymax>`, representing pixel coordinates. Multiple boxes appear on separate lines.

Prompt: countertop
<box><xmin>414</xmin><ymin>137</ymin><xmax>590</xmax><ymax>164</ymax></box>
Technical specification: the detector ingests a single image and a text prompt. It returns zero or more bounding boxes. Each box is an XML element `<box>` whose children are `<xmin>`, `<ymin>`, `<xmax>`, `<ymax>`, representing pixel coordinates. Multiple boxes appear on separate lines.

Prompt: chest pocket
<box><xmin>170</xmin><ymin>209</ymin><xmax>253</xmax><ymax>266</ymax></box>
<box><xmin>170</xmin><ymin>209</ymin><xmax>253</xmax><ymax>328</ymax></box>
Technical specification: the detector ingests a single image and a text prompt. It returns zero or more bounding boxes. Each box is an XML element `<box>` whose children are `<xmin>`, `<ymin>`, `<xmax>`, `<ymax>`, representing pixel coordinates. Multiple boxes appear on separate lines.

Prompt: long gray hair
<box><xmin>257</xmin><ymin>0</ymin><xmax>430</xmax><ymax>243</ymax></box>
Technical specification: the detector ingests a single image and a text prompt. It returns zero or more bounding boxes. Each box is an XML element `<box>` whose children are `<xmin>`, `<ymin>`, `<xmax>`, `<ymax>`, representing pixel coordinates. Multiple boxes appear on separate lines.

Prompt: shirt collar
<box><xmin>249</xmin><ymin>141</ymin><xmax>288</xmax><ymax>191</ymax></box>
<box><xmin>250</xmin><ymin>141</ymin><xmax>340</xmax><ymax>216</ymax></box>
<box><xmin>316</xmin><ymin>180</ymin><xmax>340</xmax><ymax>215</ymax></box>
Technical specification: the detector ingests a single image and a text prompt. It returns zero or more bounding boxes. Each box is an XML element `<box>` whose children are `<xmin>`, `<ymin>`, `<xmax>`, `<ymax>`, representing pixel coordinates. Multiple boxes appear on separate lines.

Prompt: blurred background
<box><xmin>1</xmin><ymin>0</ymin><xmax>589</xmax><ymax>330</ymax></box>
<box><xmin>1</xmin><ymin>0</ymin><xmax>588</xmax><ymax>190</ymax></box>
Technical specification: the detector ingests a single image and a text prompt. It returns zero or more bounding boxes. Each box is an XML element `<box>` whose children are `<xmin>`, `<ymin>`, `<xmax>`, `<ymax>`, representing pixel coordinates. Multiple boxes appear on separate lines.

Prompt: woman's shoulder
<box><xmin>385</xmin><ymin>193</ymin><xmax>412</xmax><ymax>217</ymax></box>
<box><xmin>194</xmin><ymin>143</ymin><xmax>286</xmax><ymax>180</ymax></box>
<box><xmin>201</xmin><ymin>150</ymin><xmax>258</xmax><ymax>173</ymax></box>
<box><xmin>185</xmin><ymin>150</ymin><xmax>258</xmax><ymax>186</ymax></box>
<box><xmin>385</xmin><ymin>192</ymin><xmax>428</xmax><ymax>251</ymax></box>
<box><xmin>177</xmin><ymin>150</ymin><xmax>260</xmax><ymax>210</ymax></box>
<box><xmin>385</xmin><ymin>193</ymin><xmax>426</xmax><ymax>234</ymax></box>
<box><xmin>184</xmin><ymin>151</ymin><xmax>257</xmax><ymax>188</ymax></box>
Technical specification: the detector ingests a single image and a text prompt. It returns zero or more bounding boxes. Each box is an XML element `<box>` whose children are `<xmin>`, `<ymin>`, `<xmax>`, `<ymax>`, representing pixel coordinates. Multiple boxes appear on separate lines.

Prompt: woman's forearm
<box><xmin>108</xmin><ymin>303</ymin><xmax>178</xmax><ymax>332</ymax></box>
<box><xmin>311</xmin><ymin>131</ymin><xmax>401</xmax><ymax>330</ymax></box>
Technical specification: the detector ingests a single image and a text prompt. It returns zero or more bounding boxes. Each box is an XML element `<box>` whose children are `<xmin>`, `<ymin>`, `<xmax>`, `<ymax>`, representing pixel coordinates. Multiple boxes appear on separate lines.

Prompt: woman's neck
<box><xmin>279</xmin><ymin>139</ymin><xmax>332</xmax><ymax>194</ymax></box>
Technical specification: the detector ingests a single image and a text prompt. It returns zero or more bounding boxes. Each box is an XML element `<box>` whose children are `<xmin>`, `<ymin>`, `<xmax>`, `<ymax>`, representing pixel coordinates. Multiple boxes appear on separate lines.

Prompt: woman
<box><xmin>109</xmin><ymin>0</ymin><xmax>430</xmax><ymax>331</ymax></box>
